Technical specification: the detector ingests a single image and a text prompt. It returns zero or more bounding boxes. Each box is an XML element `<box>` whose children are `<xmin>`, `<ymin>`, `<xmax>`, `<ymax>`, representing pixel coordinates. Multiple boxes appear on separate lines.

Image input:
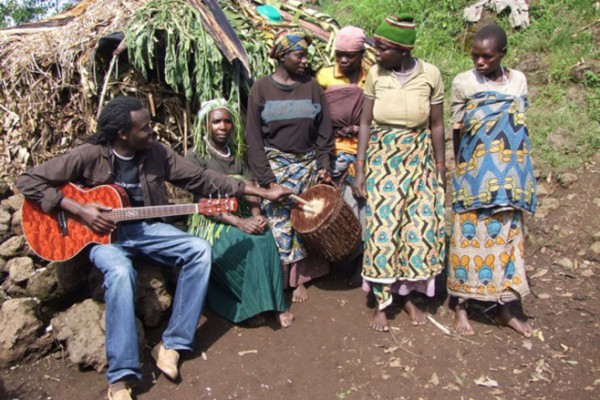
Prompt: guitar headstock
<box><xmin>198</xmin><ymin>197</ymin><xmax>238</xmax><ymax>216</ymax></box>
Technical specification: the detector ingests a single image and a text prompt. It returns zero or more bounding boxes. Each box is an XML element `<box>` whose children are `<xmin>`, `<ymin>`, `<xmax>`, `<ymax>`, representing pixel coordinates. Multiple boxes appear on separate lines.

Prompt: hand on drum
<box><xmin>317</xmin><ymin>169</ymin><xmax>333</xmax><ymax>185</ymax></box>
<box><xmin>353</xmin><ymin>169</ymin><xmax>368</xmax><ymax>199</ymax></box>
<box><xmin>261</xmin><ymin>183</ymin><xmax>293</xmax><ymax>202</ymax></box>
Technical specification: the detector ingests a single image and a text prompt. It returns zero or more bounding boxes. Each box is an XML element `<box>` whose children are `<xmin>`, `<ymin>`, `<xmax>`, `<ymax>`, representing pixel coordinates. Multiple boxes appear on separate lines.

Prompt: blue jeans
<box><xmin>89</xmin><ymin>221</ymin><xmax>211</xmax><ymax>384</ymax></box>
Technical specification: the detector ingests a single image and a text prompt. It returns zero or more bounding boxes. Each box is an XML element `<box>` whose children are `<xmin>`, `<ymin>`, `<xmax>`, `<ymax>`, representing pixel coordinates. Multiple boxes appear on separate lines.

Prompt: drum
<box><xmin>291</xmin><ymin>184</ymin><xmax>361</xmax><ymax>262</ymax></box>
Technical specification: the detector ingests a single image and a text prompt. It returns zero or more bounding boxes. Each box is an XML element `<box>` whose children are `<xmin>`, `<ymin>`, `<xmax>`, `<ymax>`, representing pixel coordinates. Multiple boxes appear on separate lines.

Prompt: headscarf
<box><xmin>374</xmin><ymin>14</ymin><xmax>416</xmax><ymax>51</ymax></box>
<box><xmin>269</xmin><ymin>29</ymin><xmax>312</xmax><ymax>60</ymax></box>
<box><xmin>192</xmin><ymin>98</ymin><xmax>245</xmax><ymax>160</ymax></box>
<box><xmin>335</xmin><ymin>26</ymin><xmax>366</xmax><ymax>52</ymax></box>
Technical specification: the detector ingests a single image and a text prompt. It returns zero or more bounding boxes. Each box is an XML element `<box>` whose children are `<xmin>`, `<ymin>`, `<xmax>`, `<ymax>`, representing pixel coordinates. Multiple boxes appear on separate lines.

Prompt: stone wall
<box><xmin>0</xmin><ymin>185</ymin><xmax>175</xmax><ymax>371</ymax></box>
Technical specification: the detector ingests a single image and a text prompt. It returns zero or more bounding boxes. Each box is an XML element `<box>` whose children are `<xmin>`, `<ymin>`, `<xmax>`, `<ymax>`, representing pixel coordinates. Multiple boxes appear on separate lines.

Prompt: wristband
<box><xmin>356</xmin><ymin>159</ymin><xmax>365</xmax><ymax>166</ymax></box>
<box><xmin>435</xmin><ymin>162</ymin><xmax>446</xmax><ymax>167</ymax></box>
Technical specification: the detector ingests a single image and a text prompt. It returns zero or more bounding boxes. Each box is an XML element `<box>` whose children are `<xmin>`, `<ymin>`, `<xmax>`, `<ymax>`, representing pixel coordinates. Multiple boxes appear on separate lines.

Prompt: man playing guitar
<box><xmin>16</xmin><ymin>96</ymin><xmax>291</xmax><ymax>400</ymax></box>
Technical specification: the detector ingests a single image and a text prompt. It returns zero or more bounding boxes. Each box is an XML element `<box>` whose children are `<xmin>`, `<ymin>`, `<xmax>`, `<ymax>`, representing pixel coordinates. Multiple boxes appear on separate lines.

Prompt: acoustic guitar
<box><xmin>22</xmin><ymin>183</ymin><xmax>237</xmax><ymax>262</ymax></box>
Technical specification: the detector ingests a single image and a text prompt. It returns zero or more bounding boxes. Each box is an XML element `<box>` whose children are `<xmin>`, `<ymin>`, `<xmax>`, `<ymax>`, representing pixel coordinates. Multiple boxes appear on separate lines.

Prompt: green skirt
<box><xmin>207</xmin><ymin>226</ymin><xmax>288</xmax><ymax>323</ymax></box>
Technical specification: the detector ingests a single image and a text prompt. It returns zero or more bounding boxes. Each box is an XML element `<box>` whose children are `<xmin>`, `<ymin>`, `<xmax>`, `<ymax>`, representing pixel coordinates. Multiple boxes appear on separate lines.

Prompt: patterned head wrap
<box><xmin>335</xmin><ymin>26</ymin><xmax>366</xmax><ymax>52</ymax></box>
<box><xmin>269</xmin><ymin>29</ymin><xmax>313</xmax><ymax>60</ymax></box>
<box><xmin>192</xmin><ymin>98</ymin><xmax>245</xmax><ymax>160</ymax></box>
<box><xmin>374</xmin><ymin>14</ymin><xmax>417</xmax><ymax>51</ymax></box>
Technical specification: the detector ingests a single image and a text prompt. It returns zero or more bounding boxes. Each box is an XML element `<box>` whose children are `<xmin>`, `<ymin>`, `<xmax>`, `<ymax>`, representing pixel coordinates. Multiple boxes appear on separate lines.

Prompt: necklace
<box><xmin>392</xmin><ymin>58</ymin><xmax>417</xmax><ymax>76</ymax></box>
<box><xmin>207</xmin><ymin>140</ymin><xmax>231</xmax><ymax>158</ymax></box>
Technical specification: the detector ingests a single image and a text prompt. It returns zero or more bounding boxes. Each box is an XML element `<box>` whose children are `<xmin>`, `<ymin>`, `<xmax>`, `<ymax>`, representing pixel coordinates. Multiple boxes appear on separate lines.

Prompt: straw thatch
<box><xmin>0</xmin><ymin>0</ymin><xmax>370</xmax><ymax>188</ymax></box>
<box><xmin>0</xmin><ymin>0</ymin><xmax>149</xmax><ymax>185</ymax></box>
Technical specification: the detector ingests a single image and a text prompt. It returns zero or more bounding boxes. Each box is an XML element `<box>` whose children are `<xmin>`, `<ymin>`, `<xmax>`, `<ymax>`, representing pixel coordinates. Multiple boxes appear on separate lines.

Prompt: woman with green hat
<box><xmin>353</xmin><ymin>15</ymin><xmax>446</xmax><ymax>332</ymax></box>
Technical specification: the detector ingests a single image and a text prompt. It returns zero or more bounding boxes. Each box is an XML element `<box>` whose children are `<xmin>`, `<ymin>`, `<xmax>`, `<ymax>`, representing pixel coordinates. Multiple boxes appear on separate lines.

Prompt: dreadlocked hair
<box><xmin>87</xmin><ymin>97</ymin><xmax>144</xmax><ymax>145</ymax></box>
<box><xmin>474</xmin><ymin>24</ymin><xmax>508</xmax><ymax>52</ymax></box>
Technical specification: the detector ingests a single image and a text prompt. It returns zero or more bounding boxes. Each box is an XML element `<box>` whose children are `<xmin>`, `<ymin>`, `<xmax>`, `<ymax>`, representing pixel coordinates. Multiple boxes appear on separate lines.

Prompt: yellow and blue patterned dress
<box><xmin>448</xmin><ymin>90</ymin><xmax>537</xmax><ymax>303</ymax></box>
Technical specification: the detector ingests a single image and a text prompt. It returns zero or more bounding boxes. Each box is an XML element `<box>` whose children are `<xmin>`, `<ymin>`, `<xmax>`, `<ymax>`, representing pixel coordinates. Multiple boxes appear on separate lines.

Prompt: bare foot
<box><xmin>495</xmin><ymin>303</ymin><xmax>532</xmax><ymax>337</ymax></box>
<box><xmin>453</xmin><ymin>303</ymin><xmax>475</xmax><ymax>336</ymax></box>
<box><xmin>292</xmin><ymin>284</ymin><xmax>308</xmax><ymax>303</ymax></box>
<box><xmin>276</xmin><ymin>311</ymin><xmax>295</xmax><ymax>328</ymax></box>
<box><xmin>403</xmin><ymin>298</ymin><xmax>427</xmax><ymax>326</ymax></box>
<box><xmin>370</xmin><ymin>308</ymin><xmax>389</xmax><ymax>332</ymax></box>
<box><xmin>244</xmin><ymin>314</ymin><xmax>266</xmax><ymax>327</ymax></box>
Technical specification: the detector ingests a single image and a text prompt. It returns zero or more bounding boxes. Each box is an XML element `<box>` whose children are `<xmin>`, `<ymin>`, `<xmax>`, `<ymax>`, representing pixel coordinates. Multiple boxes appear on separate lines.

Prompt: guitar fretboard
<box><xmin>109</xmin><ymin>204</ymin><xmax>200</xmax><ymax>222</ymax></box>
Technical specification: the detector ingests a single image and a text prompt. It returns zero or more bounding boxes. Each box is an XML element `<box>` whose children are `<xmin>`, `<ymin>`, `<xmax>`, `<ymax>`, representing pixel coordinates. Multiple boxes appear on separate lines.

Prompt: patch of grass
<box><xmin>318</xmin><ymin>0</ymin><xmax>600</xmax><ymax>171</ymax></box>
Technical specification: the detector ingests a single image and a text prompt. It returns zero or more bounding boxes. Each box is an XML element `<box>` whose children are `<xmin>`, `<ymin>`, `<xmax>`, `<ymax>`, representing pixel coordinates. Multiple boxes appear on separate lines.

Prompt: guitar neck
<box><xmin>109</xmin><ymin>204</ymin><xmax>200</xmax><ymax>222</ymax></box>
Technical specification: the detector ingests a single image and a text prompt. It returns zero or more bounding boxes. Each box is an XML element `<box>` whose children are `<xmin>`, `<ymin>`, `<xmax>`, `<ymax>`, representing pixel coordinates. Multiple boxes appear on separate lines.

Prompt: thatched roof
<box><xmin>0</xmin><ymin>0</ymin><xmax>147</xmax><ymax>185</ymax></box>
<box><xmin>0</xmin><ymin>0</ymin><xmax>367</xmax><ymax>187</ymax></box>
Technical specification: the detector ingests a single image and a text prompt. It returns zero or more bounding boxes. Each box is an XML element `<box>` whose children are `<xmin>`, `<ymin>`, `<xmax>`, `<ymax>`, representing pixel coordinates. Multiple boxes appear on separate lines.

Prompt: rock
<box><xmin>51</xmin><ymin>299</ymin><xmax>145</xmax><ymax>371</ymax></box>
<box><xmin>0</xmin><ymin>183</ymin><xmax>11</xmax><ymax>200</ymax></box>
<box><xmin>0</xmin><ymin>298</ymin><xmax>50</xmax><ymax>367</ymax></box>
<box><xmin>135</xmin><ymin>262</ymin><xmax>172</xmax><ymax>327</ymax></box>
<box><xmin>7</xmin><ymin>256</ymin><xmax>35</xmax><ymax>284</ymax></box>
<box><xmin>594</xmin><ymin>198</ymin><xmax>600</xmax><ymax>208</ymax></box>
<box><xmin>0</xmin><ymin>194</ymin><xmax>23</xmax><ymax>213</ymax></box>
<box><xmin>534</xmin><ymin>198</ymin><xmax>560</xmax><ymax>219</ymax></box>
<box><xmin>51</xmin><ymin>299</ymin><xmax>107</xmax><ymax>371</ymax></box>
<box><xmin>27</xmin><ymin>266</ymin><xmax>63</xmax><ymax>302</ymax></box>
<box><xmin>593</xmin><ymin>231</ymin><xmax>600</xmax><ymax>241</ymax></box>
<box><xmin>536</xmin><ymin>182</ymin><xmax>551</xmax><ymax>197</ymax></box>
<box><xmin>1</xmin><ymin>280</ymin><xmax>29</xmax><ymax>297</ymax></box>
<box><xmin>54</xmin><ymin>257</ymin><xmax>93</xmax><ymax>292</ymax></box>
<box><xmin>11</xmin><ymin>208</ymin><xmax>23</xmax><ymax>236</ymax></box>
<box><xmin>590</xmin><ymin>242</ymin><xmax>600</xmax><ymax>255</ymax></box>
<box><xmin>0</xmin><ymin>209</ymin><xmax>10</xmax><ymax>225</ymax></box>
<box><xmin>557</xmin><ymin>172</ymin><xmax>578</xmax><ymax>188</ymax></box>
<box><xmin>555</xmin><ymin>257</ymin><xmax>573</xmax><ymax>269</ymax></box>
<box><xmin>0</xmin><ymin>257</ymin><xmax>6</xmax><ymax>274</ymax></box>
<box><xmin>541</xmin><ymin>198</ymin><xmax>560</xmax><ymax>210</ymax></box>
<box><xmin>0</xmin><ymin>223</ymin><xmax>10</xmax><ymax>242</ymax></box>
<box><xmin>581</xmin><ymin>269</ymin><xmax>594</xmax><ymax>277</ymax></box>
<box><xmin>0</xmin><ymin>235</ymin><xmax>27</xmax><ymax>258</ymax></box>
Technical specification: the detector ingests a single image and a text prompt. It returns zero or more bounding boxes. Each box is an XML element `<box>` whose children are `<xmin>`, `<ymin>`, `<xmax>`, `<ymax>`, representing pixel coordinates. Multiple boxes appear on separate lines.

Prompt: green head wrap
<box><xmin>374</xmin><ymin>14</ymin><xmax>416</xmax><ymax>50</ymax></box>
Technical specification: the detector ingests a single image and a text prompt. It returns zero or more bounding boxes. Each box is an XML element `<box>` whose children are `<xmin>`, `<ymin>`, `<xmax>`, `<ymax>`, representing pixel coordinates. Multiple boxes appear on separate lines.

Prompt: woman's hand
<box><xmin>317</xmin><ymin>169</ymin><xmax>333</xmax><ymax>185</ymax></box>
<box><xmin>353</xmin><ymin>168</ymin><xmax>367</xmax><ymax>199</ymax></box>
<box><xmin>237</xmin><ymin>216</ymin><xmax>266</xmax><ymax>235</ymax></box>
<box><xmin>253</xmin><ymin>214</ymin><xmax>268</xmax><ymax>228</ymax></box>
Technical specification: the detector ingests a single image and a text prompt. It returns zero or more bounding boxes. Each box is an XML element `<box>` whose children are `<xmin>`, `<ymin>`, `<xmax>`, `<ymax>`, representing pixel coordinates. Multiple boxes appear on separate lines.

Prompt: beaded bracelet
<box><xmin>356</xmin><ymin>160</ymin><xmax>365</xmax><ymax>166</ymax></box>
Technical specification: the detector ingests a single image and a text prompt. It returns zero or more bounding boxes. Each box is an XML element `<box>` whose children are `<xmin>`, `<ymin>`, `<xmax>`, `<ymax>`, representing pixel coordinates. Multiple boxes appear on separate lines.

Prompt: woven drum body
<box><xmin>291</xmin><ymin>184</ymin><xmax>361</xmax><ymax>262</ymax></box>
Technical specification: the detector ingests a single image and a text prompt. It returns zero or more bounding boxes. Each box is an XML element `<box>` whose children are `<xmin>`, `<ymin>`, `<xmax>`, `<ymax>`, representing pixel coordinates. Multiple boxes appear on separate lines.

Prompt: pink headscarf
<box><xmin>335</xmin><ymin>26</ymin><xmax>366</xmax><ymax>52</ymax></box>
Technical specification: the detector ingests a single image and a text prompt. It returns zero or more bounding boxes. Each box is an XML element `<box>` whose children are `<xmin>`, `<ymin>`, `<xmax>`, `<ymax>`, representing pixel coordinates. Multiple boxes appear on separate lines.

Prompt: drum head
<box><xmin>290</xmin><ymin>184</ymin><xmax>340</xmax><ymax>234</ymax></box>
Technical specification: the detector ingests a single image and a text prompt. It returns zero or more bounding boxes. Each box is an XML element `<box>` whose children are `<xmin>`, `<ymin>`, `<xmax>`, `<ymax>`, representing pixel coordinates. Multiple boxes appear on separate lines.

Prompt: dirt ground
<box><xmin>2</xmin><ymin>158</ymin><xmax>600</xmax><ymax>400</ymax></box>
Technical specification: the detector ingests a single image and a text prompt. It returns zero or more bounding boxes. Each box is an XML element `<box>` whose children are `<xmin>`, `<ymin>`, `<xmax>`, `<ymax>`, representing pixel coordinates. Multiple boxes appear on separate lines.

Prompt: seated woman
<box><xmin>187</xmin><ymin>99</ymin><xmax>294</xmax><ymax>328</ymax></box>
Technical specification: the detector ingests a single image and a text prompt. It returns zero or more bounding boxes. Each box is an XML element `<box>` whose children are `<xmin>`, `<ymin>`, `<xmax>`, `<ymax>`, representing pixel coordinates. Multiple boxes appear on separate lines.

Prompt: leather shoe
<box><xmin>151</xmin><ymin>342</ymin><xmax>180</xmax><ymax>380</ymax></box>
<box><xmin>107</xmin><ymin>381</ymin><xmax>132</xmax><ymax>400</ymax></box>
